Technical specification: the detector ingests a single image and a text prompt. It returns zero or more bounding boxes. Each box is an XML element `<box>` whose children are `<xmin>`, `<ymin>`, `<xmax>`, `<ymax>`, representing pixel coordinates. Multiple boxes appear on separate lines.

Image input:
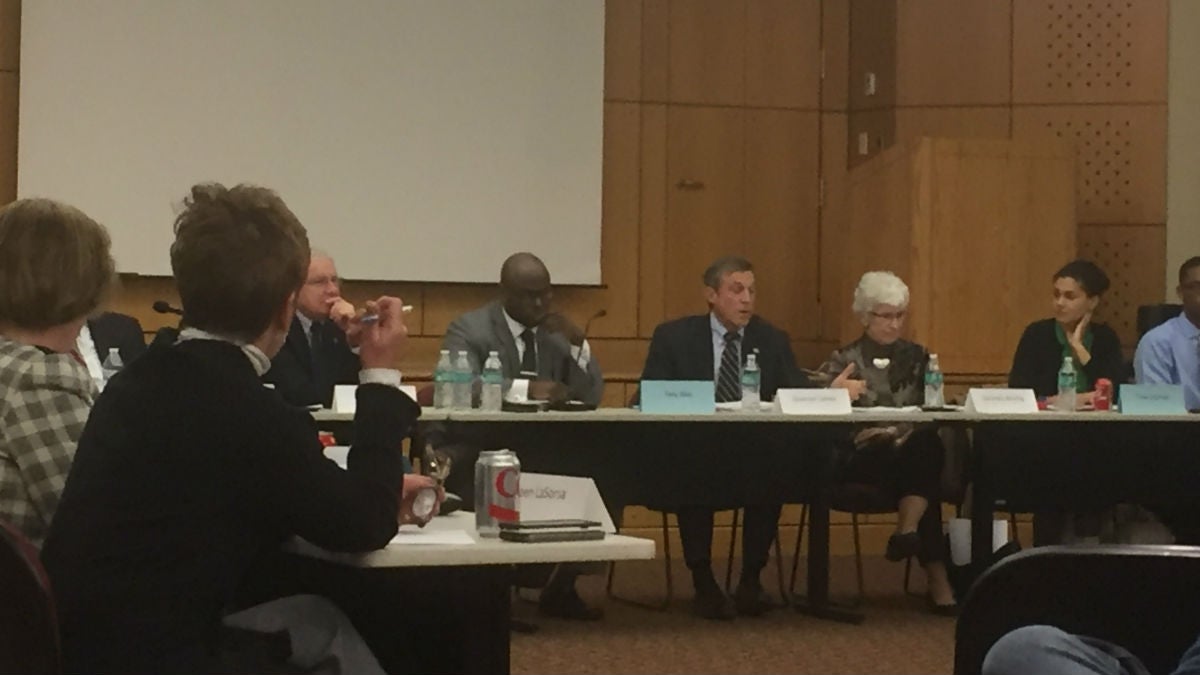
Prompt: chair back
<box><xmin>955</xmin><ymin>545</ymin><xmax>1200</xmax><ymax>675</ymax></box>
<box><xmin>0</xmin><ymin>520</ymin><xmax>62</xmax><ymax>674</ymax></box>
<box><xmin>1137</xmin><ymin>303</ymin><xmax>1183</xmax><ymax>339</ymax></box>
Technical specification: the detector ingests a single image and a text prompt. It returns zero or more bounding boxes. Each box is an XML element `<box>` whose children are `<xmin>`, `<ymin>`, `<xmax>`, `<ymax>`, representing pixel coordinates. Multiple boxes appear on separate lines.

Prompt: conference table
<box><xmin>313</xmin><ymin>406</ymin><xmax>1200</xmax><ymax>622</ymax></box>
<box><xmin>289</xmin><ymin>511</ymin><xmax>653</xmax><ymax>675</ymax></box>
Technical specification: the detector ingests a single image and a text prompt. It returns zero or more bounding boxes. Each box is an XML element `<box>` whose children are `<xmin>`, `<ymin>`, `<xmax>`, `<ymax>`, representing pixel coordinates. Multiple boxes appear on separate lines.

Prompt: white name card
<box><xmin>773</xmin><ymin>388</ymin><xmax>852</xmax><ymax>415</ymax></box>
<box><xmin>506</xmin><ymin>378</ymin><xmax>531</xmax><ymax>403</ymax></box>
<box><xmin>964</xmin><ymin>388</ymin><xmax>1038</xmax><ymax>414</ymax></box>
<box><xmin>333</xmin><ymin>384</ymin><xmax>419</xmax><ymax>413</ymax></box>
<box><xmin>517</xmin><ymin>473</ymin><xmax>615</xmax><ymax>533</ymax></box>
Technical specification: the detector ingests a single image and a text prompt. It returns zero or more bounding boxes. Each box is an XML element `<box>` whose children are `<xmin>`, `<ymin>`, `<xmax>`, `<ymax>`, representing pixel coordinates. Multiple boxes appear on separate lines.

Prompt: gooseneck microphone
<box><xmin>575</xmin><ymin>308</ymin><xmax>607</xmax><ymax>371</ymax></box>
<box><xmin>152</xmin><ymin>300</ymin><xmax>184</xmax><ymax>316</ymax></box>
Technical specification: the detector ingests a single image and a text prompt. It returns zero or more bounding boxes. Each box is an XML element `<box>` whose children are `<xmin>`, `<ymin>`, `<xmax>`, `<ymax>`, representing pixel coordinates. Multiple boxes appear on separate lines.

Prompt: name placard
<box><xmin>1119</xmin><ymin>384</ymin><xmax>1188</xmax><ymax>415</ymax></box>
<box><xmin>333</xmin><ymin>384</ymin><xmax>418</xmax><ymax>413</ymax></box>
<box><xmin>773</xmin><ymin>388</ymin><xmax>852</xmax><ymax>415</ymax></box>
<box><xmin>639</xmin><ymin>380</ymin><xmax>715</xmax><ymax>415</ymax></box>
<box><xmin>963</xmin><ymin>388</ymin><xmax>1038</xmax><ymax>414</ymax></box>
<box><xmin>518</xmin><ymin>473</ymin><xmax>616</xmax><ymax>533</ymax></box>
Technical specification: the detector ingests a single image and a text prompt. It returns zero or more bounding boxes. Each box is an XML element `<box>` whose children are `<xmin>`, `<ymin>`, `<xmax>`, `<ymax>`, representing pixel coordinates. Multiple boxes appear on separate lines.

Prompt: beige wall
<box><xmin>1168</xmin><ymin>0</ymin><xmax>1200</xmax><ymax>297</ymax></box>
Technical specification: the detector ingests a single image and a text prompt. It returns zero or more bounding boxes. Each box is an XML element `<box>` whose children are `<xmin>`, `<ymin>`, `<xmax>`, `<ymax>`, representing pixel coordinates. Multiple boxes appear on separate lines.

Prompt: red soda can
<box><xmin>1093</xmin><ymin>378</ymin><xmax>1112</xmax><ymax>411</ymax></box>
<box><xmin>317</xmin><ymin>431</ymin><xmax>337</xmax><ymax>447</ymax></box>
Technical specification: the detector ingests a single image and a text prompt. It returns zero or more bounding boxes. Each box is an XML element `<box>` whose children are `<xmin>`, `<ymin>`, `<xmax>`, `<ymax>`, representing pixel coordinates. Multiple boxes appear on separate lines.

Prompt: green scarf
<box><xmin>1054</xmin><ymin>321</ymin><xmax>1094</xmax><ymax>392</ymax></box>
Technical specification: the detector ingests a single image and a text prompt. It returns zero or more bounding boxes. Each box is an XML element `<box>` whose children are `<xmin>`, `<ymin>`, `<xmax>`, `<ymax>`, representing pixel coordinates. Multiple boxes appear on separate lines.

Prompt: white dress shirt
<box><xmin>501</xmin><ymin>309</ymin><xmax>590</xmax><ymax>369</ymax></box>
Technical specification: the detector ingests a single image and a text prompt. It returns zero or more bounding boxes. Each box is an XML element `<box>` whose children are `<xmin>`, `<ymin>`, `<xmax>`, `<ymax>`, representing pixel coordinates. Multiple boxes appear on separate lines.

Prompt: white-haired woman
<box><xmin>819</xmin><ymin>271</ymin><xmax>956</xmax><ymax>614</ymax></box>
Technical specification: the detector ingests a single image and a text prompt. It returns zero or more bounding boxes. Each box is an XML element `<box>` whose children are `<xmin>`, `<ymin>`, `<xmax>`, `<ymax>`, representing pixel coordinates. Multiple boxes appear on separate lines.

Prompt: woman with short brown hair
<box><xmin>0</xmin><ymin>198</ymin><xmax>115</xmax><ymax>547</ymax></box>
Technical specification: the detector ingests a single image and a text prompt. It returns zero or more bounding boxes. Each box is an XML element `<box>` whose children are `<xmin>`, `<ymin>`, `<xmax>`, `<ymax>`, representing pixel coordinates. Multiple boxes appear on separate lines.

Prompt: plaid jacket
<box><xmin>0</xmin><ymin>336</ymin><xmax>95</xmax><ymax>548</ymax></box>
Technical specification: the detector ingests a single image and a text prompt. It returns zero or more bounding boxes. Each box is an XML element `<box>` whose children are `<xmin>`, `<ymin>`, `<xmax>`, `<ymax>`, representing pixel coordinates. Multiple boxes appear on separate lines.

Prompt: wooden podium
<box><xmin>839</xmin><ymin>137</ymin><xmax>1076</xmax><ymax>375</ymax></box>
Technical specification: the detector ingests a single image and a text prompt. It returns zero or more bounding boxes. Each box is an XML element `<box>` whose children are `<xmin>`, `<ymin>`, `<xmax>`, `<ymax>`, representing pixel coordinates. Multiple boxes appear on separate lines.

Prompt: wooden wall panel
<box><xmin>668</xmin><ymin>0</ymin><xmax>746</xmax><ymax>106</ymax></box>
<box><xmin>0</xmin><ymin>0</ymin><xmax>17</xmax><ymax>72</ymax></box>
<box><xmin>894</xmin><ymin>107</ymin><xmax>1011</xmax><ymax>143</ymax></box>
<box><xmin>847</xmin><ymin>0</ymin><xmax>896</xmax><ymax>111</ymax></box>
<box><xmin>1013</xmin><ymin>0</ymin><xmax>1168</xmax><ymax>104</ymax></box>
<box><xmin>745</xmin><ymin>0</ymin><xmax>821</xmax><ymax>110</ymax></box>
<box><xmin>604</xmin><ymin>0</ymin><xmax>642</xmax><ymax>101</ymax></box>
<box><xmin>819</xmin><ymin>113</ymin><xmax>850</xmax><ymax>341</ymax></box>
<box><xmin>421</xmin><ymin>285</ymin><xmax>496</xmax><ymax>336</ymax></box>
<box><xmin>641</xmin><ymin>0</ymin><xmax>669</xmax><ymax>101</ymax></box>
<box><xmin>0</xmin><ymin>71</ymin><xmax>14</xmax><ymax>204</ymax></box>
<box><xmin>896</xmin><ymin>0</ymin><xmax>1012</xmax><ymax>106</ymax></box>
<box><xmin>847</xmin><ymin>108</ymin><xmax>894</xmax><ymax>167</ymax></box>
<box><xmin>663</xmin><ymin>106</ymin><xmax>745</xmax><ymax>323</ymax></box>
<box><xmin>821</xmin><ymin>0</ymin><xmax>850</xmax><ymax>111</ymax></box>
<box><xmin>638</xmin><ymin>104</ymin><xmax>668</xmax><ymax>337</ymax></box>
<box><xmin>584</xmin><ymin>101</ymin><xmax>642</xmax><ymax>338</ymax></box>
<box><xmin>744</xmin><ymin>110</ymin><xmax>820</xmax><ymax>339</ymax></box>
<box><xmin>109</xmin><ymin>277</ymin><xmax>180</xmax><ymax>332</ymax></box>
<box><xmin>1012</xmin><ymin>104</ymin><xmax>1167</xmax><ymax>224</ymax></box>
<box><xmin>1078</xmin><ymin>223</ymin><xmax>1167</xmax><ymax>347</ymax></box>
<box><xmin>590</xmin><ymin>338</ymin><xmax>651</xmax><ymax>382</ymax></box>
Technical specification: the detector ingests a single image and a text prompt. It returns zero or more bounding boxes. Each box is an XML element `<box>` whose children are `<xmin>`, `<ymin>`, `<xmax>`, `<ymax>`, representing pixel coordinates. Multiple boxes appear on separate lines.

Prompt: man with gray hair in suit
<box><xmin>432</xmin><ymin>251</ymin><xmax>605</xmax><ymax>620</ymax></box>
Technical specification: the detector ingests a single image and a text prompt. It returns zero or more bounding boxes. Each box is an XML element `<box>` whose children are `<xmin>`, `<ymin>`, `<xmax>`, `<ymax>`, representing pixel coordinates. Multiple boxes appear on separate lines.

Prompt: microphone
<box><xmin>152</xmin><ymin>300</ymin><xmax>183</xmax><ymax>316</ymax></box>
<box><xmin>575</xmin><ymin>308</ymin><xmax>607</xmax><ymax>371</ymax></box>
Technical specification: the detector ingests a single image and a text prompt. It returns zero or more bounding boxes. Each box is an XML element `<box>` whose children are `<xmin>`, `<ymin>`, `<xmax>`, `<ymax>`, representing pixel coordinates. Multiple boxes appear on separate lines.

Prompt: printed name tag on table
<box><xmin>333</xmin><ymin>384</ymin><xmax>417</xmax><ymax>413</ymax></box>
<box><xmin>963</xmin><ymin>388</ymin><xmax>1038</xmax><ymax>414</ymax></box>
<box><xmin>773</xmin><ymin>388</ymin><xmax>852</xmax><ymax>415</ymax></box>
<box><xmin>519</xmin><ymin>473</ymin><xmax>616</xmax><ymax>533</ymax></box>
<box><xmin>1119</xmin><ymin>384</ymin><xmax>1188</xmax><ymax>415</ymax></box>
<box><xmin>639</xmin><ymin>380</ymin><xmax>715</xmax><ymax>414</ymax></box>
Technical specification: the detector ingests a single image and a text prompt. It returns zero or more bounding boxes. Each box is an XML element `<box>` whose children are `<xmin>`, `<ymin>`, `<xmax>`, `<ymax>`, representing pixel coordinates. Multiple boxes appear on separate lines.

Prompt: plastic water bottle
<box><xmin>1057</xmin><ymin>355</ymin><xmax>1077</xmax><ymax>411</ymax></box>
<box><xmin>480</xmin><ymin>350</ymin><xmax>504</xmax><ymax>412</ymax></box>
<box><xmin>452</xmin><ymin>350</ymin><xmax>473</xmax><ymax>410</ymax></box>
<box><xmin>101</xmin><ymin>347</ymin><xmax>124</xmax><ymax>389</ymax></box>
<box><xmin>432</xmin><ymin>349</ymin><xmax>453</xmax><ymax>409</ymax></box>
<box><xmin>740</xmin><ymin>353</ymin><xmax>761</xmax><ymax>411</ymax></box>
<box><xmin>924</xmin><ymin>353</ymin><xmax>945</xmax><ymax>408</ymax></box>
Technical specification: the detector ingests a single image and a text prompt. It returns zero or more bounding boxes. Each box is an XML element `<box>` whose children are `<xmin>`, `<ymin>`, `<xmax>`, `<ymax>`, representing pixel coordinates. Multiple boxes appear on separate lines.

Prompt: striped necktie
<box><xmin>716</xmin><ymin>331</ymin><xmax>742</xmax><ymax>403</ymax></box>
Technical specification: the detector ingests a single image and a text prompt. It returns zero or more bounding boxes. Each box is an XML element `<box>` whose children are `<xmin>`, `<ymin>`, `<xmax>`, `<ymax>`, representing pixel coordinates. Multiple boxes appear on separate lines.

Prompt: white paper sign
<box><xmin>332</xmin><ymin>384</ymin><xmax>357</xmax><ymax>413</ymax></box>
<box><xmin>517</xmin><ymin>473</ymin><xmax>616</xmax><ymax>533</ymax></box>
<box><xmin>506</xmin><ymin>378</ymin><xmax>531</xmax><ymax>403</ymax></box>
<box><xmin>333</xmin><ymin>384</ymin><xmax>418</xmax><ymax>413</ymax></box>
<box><xmin>773</xmin><ymin>388</ymin><xmax>853</xmax><ymax>415</ymax></box>
<box><xmin>963</xmin><ymin>388</ymin><xmax>1038</xmax><ymax>414</ymax></box>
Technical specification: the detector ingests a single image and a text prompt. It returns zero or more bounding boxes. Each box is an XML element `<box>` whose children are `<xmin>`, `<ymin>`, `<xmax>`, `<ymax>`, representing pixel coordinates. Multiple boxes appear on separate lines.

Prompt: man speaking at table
<box><xmin>638</xmin><ymin>255</ymin><xmax>812</xmax><ymax>620</ymax></box>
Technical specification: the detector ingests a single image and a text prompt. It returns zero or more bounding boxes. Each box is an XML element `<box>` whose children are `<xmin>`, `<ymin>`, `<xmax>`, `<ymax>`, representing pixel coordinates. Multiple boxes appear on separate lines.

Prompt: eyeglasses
<box><xmin>869</xmin><ymin>310</ymin><xmax>907</xmax><ymax>322</ymax></box>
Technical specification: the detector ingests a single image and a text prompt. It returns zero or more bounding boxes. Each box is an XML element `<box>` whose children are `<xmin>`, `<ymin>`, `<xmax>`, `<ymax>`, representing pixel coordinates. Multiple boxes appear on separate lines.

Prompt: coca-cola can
<box><xmin>1094</xmin><ymin>378</ymin><xmax>1113</xmax><ymax>411</ymax></box>
<box><xmin>474</xmin><ymin>449</ymin><xmax>520</xmax><ymax>536</ymax></box>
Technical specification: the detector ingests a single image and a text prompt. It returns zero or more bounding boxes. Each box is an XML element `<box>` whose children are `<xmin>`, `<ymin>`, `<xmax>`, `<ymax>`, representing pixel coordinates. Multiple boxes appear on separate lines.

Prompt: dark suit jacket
<box><xmin>87</xmin><ymin>312</ymin><xmax>147</xmax><ymax>365</ymax></box>
<box><xmin>42</xmin><ymin>339</ymin><xmax>417</xmax><ymax>674</ymax></box>
<box><xmin>1008</xmin><ymin>318</ymin><xmax>1126</xmax><ymax>398</ymax></box>
<box><xmin>263</xmin><ymin>316</ymin><xmax>361</xmax><ymax>407</ymax></box>
<box><xmin>441</xmin><ymin>301</ymin><xmax>604</xmax><ymax>406</ymax></box>
<box><xmin>636</xmin><ymin>314</ymin><xmax>812</xmax><ymax>403</ymax></box>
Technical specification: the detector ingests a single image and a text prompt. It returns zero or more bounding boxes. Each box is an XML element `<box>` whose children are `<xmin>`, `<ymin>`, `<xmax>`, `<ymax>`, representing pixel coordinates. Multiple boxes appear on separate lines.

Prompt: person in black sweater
<box><xmin>1009</xmin><ymin>259</ymin><xmax>1126</xmax><ymax>404</ymax></box>
<box><xmin>41</xmin><ymin>183</ymin><xmax>435</xmax><ymax>674</ymax></box>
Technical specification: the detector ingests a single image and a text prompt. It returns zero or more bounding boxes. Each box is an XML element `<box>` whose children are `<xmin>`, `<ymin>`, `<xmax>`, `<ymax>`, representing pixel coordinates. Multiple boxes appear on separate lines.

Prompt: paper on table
<box><xmin>388</xmin><ymin>527</ymin><xmax>475</xmax><ymax>546</ymax></box>
<box><xmin>714</xmin><ymin>401</ymin><xmax>775</xmax><ymax>412</ymax></box>
<box><xmin>851</xmin><ymin>406</ymin><xmax>921</xmax><ymax>413</ymax></box>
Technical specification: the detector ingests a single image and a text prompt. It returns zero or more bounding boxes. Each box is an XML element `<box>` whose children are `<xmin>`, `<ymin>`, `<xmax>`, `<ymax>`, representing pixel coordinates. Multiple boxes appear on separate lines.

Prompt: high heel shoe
<box><xmin>885</xmin><ymin>531</ymin><xmax>921</xmax><ymax>561</ymax></box>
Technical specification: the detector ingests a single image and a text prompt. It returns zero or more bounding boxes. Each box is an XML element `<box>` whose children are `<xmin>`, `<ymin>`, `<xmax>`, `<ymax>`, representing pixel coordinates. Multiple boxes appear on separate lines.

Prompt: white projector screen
<box><xmin>18</xmin><ymin>1</ymin><xmax>604</xmax><ymax>284</ymax></box>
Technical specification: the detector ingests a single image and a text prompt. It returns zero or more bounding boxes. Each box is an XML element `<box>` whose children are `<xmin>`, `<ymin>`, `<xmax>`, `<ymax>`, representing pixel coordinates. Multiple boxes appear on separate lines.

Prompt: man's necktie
<box><xmin>716</xmin><ymin>331</ymin><xmax>741</xmax><ymax>403</ymax></box>
<box><xmin>521</xmin><ymin>329</ymin><xmax>537</xmax><ymax>374</ymax></box>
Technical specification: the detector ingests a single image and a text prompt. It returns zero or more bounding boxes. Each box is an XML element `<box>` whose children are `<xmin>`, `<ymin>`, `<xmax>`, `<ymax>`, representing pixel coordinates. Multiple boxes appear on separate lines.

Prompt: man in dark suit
<box><xmin>638</xmin><ymin>255</ymin><xmax>811</xmax><ymax>620</ymax></box>
<box><xmin>42</xmin><ymin>183</ymin><xmax>434</xmax><ymax>674</ymax></box>
<box><xmin>264</xmin><ymin>250</ymin><xmax>361</xmax><ymax>407</ymax></box>
<box><xmin>433</xmin><ymin>252</ymin><xmax>604</xmax><ymax>620</ymax></box>
<box><xmin>75</xmin><ymin>312</ymin><xmax>147</xmax><ymax>386</ymax></box>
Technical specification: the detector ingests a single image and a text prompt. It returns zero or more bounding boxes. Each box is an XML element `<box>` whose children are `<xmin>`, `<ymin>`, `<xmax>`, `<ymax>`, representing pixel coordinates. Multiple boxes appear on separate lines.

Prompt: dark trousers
<box><xmin>677</xmin><ymin>504</ymin><xmax>782</xmax><ymax>584</ymax></box>
<box><xmin>838</xmin><ymin>427</ymin><xmax>946</xmax><ymax>564</ymax></box>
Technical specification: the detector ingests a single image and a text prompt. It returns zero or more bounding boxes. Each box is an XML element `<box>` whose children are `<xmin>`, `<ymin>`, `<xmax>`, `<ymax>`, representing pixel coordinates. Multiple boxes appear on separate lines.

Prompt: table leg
<box><xmin>971</xmin><ymin>439</ymin><xmax>994</xmax><ymax>577</ymax></box>
<box><xmin>793</xmin><ymin>446</ymin><xmax>864</xmax><ymax>624</ymax></box>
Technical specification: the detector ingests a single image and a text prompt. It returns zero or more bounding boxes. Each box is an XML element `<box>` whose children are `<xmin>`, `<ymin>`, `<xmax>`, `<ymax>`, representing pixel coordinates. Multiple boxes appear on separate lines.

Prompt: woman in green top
<box><xmin>1008</xmin><ymin>259</ymin><xmax>1126</xmax><ymax>405</ymax></box>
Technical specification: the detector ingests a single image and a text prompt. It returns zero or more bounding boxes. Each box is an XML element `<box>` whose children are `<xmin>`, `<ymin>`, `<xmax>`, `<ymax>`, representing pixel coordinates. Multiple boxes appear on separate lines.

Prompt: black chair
<box><xmin>1137</xmin><ymin>303</ymin><xmax>1183</xmax><ymax>339</ymax></box>
<box><xmin>954</xmin><ymin>545</ymin><xmax>1200</xmax><ymax>675</ymax></box>
<box><xmin>0</xmin><ymin>520</ymin><xmax>62</xmax><ymax>674</ymax></box>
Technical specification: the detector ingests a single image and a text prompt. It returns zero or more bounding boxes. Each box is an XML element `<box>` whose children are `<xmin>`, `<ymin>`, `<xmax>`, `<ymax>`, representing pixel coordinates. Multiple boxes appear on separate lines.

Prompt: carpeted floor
<box><xmin>511</xmin><ymin>555</ymin><xmax>956</xmax><ymax>674</ymax></box>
